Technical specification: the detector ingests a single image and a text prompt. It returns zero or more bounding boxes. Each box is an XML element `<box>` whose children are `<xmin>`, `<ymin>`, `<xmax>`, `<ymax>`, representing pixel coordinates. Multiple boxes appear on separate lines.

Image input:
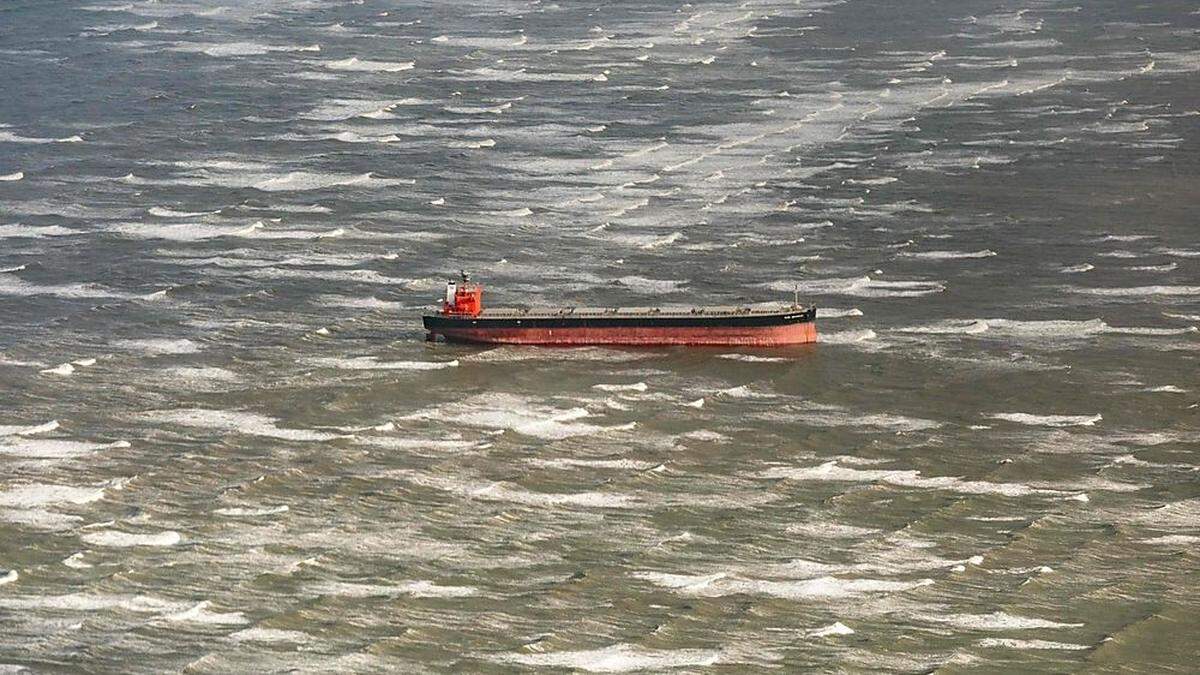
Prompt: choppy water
<box><xmin>1</xmin><ymin>0</ymin><xmax>1198</xmax><ymax>671</ymax></box>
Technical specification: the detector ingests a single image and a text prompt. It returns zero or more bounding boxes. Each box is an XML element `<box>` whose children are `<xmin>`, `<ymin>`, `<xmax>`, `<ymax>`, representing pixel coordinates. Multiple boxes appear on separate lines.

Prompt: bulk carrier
<box><xmin>422</xmin><ymin>272</ymin><xmax>817</xmax><ymax>346</ymax></box>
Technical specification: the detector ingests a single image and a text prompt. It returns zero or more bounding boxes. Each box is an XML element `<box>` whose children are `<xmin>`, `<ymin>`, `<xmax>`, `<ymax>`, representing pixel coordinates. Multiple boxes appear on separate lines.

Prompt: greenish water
<box><xmin>1</xmin><ymin>0</ymin><xmax>1198</xmax><ymax>672</ymax></box>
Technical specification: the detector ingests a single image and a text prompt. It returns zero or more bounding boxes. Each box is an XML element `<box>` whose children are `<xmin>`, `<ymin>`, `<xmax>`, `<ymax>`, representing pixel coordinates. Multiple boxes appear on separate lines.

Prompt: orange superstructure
<box><xmin>442</xmin><ymin>272</ymin><xmax>483</xmax><ymax>316</ymax></box>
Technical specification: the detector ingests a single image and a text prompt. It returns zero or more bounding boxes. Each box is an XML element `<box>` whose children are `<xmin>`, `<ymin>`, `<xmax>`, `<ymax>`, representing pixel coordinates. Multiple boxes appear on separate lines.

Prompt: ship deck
<box><xmin>467</xmin><ymin>304</ymin><xmax>813</xmax><ymax>320</ymax></box>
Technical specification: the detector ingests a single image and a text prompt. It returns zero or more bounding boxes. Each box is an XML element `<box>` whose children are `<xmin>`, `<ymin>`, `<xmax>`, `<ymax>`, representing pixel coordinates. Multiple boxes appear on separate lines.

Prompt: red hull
<box><xmin>435</xmin><ymin>322</ymin><xmax>817</xmax><ymax>346</ymax></box>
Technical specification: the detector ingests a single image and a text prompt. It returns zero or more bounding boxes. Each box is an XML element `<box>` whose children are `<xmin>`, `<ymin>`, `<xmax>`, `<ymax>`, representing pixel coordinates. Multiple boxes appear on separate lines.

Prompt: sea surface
<box><xmin>1</xmin><ymin>0</ymin><xmax>1198</xmax><ymax>672</ymax></box>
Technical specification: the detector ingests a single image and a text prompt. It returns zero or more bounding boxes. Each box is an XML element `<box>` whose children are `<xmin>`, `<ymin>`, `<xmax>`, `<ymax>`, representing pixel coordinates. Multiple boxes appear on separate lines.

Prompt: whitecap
<box><xmin>39</xmin><ymin>363</ymin><xmax>76</xmax><ymax>376</ymax></box>
<box><xmin>717</xmin><ymin>385</ymin><xmax>774</xmax><ymax>399</ymax></box>
<box><xmin>0</xmin><ymin>484</ymin><xmax>106</xmax><ymax>508</ymax></box>
<box><xmin>140</xmin><ymin>409</ymin><xmax>342</xmax><ymax>441</ymax></box>
<box><xmin>112</xmin><ymin>338</ymin><xmax>202</xmax><ymax>355</ymax></box>
<box><xmin>301</xmin><ymin>357</ymin><xmax>458</xmax><ymax>371</ymax></box>
<box><xmin>410</xmin><ymin>393</ymin><xmax>628</xmax><ymax>440</ymax></box>
<box><xmin>924</xmin><ymin>611</ymin><xmax>1083</xmax><ymax>630</ymax></box>
<box><xmin>760</xmin><ymin>460</ymin><xmax>1061</xmax><ymax>497</ymax></box>
<box><xmin>0</xmin><ymin>224</ymin><xmax>76</xmax><ymax>238</ymax></box>
<box><xmin>978</xmin><ymin>638</ymin><xmax>1090</xmax><ymax>651</ymax></box>
<box><xmin>617</xmin><ymin>276</ymin><xmax>685</xmax><ymax>293</ymax></box>
<box><xmin>214</xmin><ymin>505</ymin><xmax>289</xmax><ymax>517</ymax></box>
<box><xmin>323</xmin><ymin>57</ymin><xmax>414</xmax><ymax>72</ymax></box>
<box><xmin>491</xmin><ymin>644</ymin><xmax>719</xmax><ymax>673</ymax></box>
<box><xmin>1060</xmin><ymin>263</ymin><xmax>1094</xmax><ymax>273</ymax></box>
<box><xmin>164</xmin><ymin>600</ymin><xmax>247</xmax><ymax>624</ymax></box>
<box><xmin>0</xmin><ymin>570</ymin><xmax>17</xmax><ymax>586</ymax></box>
<box><xmin>148</xmin><ymin>206</ymin><xmax>216</xmax><ymax>218</ymax></box>
<box><xmin>62</xmin><ymin>552</ymin><xmax>92</xmax><ymax>569</ymax></box>
<box><xmin>0</xmin><ymin>420</ymin><xmax>60</xmax><ymax>437</ymax></box>
<box><xmin>592</xmin><ymin>382</ymin><xmax>648</xmax><ymax>392</ymax></box>
<box><xmin>986</xmin><ymin>412</ymin><xmax>1102</xmax><ymax>427</ymax></box>
<box><xmin>448</xmin><ymin>138</ymin><xmax>495</xmax><ymax>149</ymax></box>
<box><xmin>765</xmin><ymin>276</ymin><xmax>944</xmax><ymax>298</ymax></box>
<box><xmin>0</xmin><ymin>171</ymin><xmax>23</xmax><ymax>181</ymax></box>
<box><xmin>1074</xmin><ymin>285</ymin><xmax>1200</xmax><ymax>297</ymax></box>
<box><xmin>717</xmin><ymin>354</ymin><xmax>788</xmax><ymax>363</ymax></box>
<box><xmin>635</xmin><ymin>571</ymin><xmax>933</xmax><ymax>599</ymax></box>
<box><xmin>227</xmin><ymin>627</ymin><xmax>310</xmax><ymax>643</ymax></box>
<box><xmin>80</xmin><ymin>530</ymin><xmax>181</xmax><ymax>547</ymax></box>
<box><xmin>818</xmin><ymin>308</ymin><xmax>863</xmax><ymax>318</ymax></box>
<box><xmin>0</xmin><ymin>437</ymin><xmax>127</xmax><ymax>460</ymax></box>
<box><xmin>898</xmin><ymin>249</ymin><xmax>997</xmax><ymax>259</ymax></box>
<box><xmin>821</xmin><ymin>329</ymin><xmax>877</xmax><ymax>344</ymax></box>
<box><xmin>809</xmin><ymin>622</ymin><xmax>855</xmax><ymax>637</ymax></box>
<box><xmin>1142</xmin><ymin>535</ymin><xmax>1200</xmax><ymax>546</ymax></box>
<box><xmin>310</xmin><ymin>580</ymin><xmax>476</xmax><ymax>598</ymax></box>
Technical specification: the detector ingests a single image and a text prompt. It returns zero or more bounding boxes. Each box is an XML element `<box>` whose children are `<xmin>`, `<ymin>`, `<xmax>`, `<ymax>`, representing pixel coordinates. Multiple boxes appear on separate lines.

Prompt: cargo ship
<box><xmin>422</xmin><ymin>273</ymin><xmax>817</xmax><ymax>346</ymax></box>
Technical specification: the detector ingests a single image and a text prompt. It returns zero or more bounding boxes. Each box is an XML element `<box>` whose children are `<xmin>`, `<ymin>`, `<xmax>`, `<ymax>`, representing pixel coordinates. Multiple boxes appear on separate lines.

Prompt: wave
<box><xmin>978</xmin><ymin>638</ymin><xmax>1090</xmax><ymax>651</ymax></box>
<box><xmin>898</xmin><ymin>249</ymin><xmax>997</xmax><ymax>259</ymax></box>
<box><xmin>760</xmin><ymin>460</ymin><xmax>1062</xmax><ymax>497</ymax></box>
<box><xmin>227</xmin><ymin>627</ymin><xmax>311</xmax><ymax>643</ymax></box>
<box><xmin>0</xmin><ymin>131</ymin><xmax>83</xmax><ymax>144</ymax></box>
<box><xmin>592</xmin><ymin>382</ymin><xmax>648</xmax><ymax>392</ymax></box>
<box><xmin>112</xmin><ymin>338</ymin><xmax>202</xmax><ymax>355</ymax></box>
<box><xmin>172</xmin><ymin>42</ymin><xmax>321</xmax><ymax>57</ymax></box>
<box><xmin>0</xmin><ymin>570</ymin><xmax>17</xmax><ymax>586</ymax></box>
<box><xmin>444</xmin><ymin>102</ymin><xmax>512</xmax><ymax>114</ymax></box>
<box><xmin>1060</xmin><ymin>263</ymin><xmax>1094</xmax><ymax>273</ymax></box>
<box><xmin>845</xmin><ymin>176</ymin><xmax>898</xmax><ymax>185</ymax></box>
<box><xmin>410</xmin><ymin>393</ymin><xmax>628</xmax><ymax>440</ymax></box>
<box><xmin>900</xmin><ymin>318</ymin><xmax>1196</xmax><ymax>339</ymax></box>
<box><xmin>635</xmin><ymin>570</ymin><xmax>933</xmax><ymax>600</ymax></box>
<box><xmin>254</xmin><ymin>171</ymin><xmax>411</xmax><ymax>192</ymax></box>
<box><xmin>80</xmin><ymin>530</ymin><xmax>181</xmax><ymax>547</ymax></box>
<box><xmin>448</xmin><ymin>138</ymin><xmax>495</xmax><ymax>149</ymax></box>
<box><xmin>302</xmin><ymin>357</ymin><xmax>458</xmax><ymax>371</ymax></box>
<box><xmin>922</xmin><ymin>611</ymin><xmax>1083</xmax><ymax>630</ymax></box>
<box><xmin>110</xmin><ymin>221</ymin><xmax>328</xmax><ymax>241</ymax></box>
<box><xmin>809</xmin><ymin>622</ymin><xmax>855</xmax><ymax>637</ymax></box>
<box><xmin>717</xmin><ymin>385</ymin><xmax>774</xmax><ymax>399</ymax></box>
<box><xmin>821</xmin><ymin>329</ymin><xmax>877</xmax><ymax>344</ymax></box>
<box><xmin>617</xmin><ymin>276</ymin><xmax>685</xmax><ymax>293</ymax></box>
<box><xmin>986</xmin><ymin>412</ymin><xmax>1102</xmax><ymax>427</ymax></box>
<box><xmin>0</xmin><ymin>482</ymin><xmax>107</xmax><ymax>509</ymax></box>
<box><xmin>1156</xmin><ymin>247</ymin><xmax>1200</xmax><ymax>258</ymax></box>
<box><xmin>1128</xmin><ymin>263</ymin><xmax>1177</xmax><ymax>272</ymax></box>
<box><xmin>323</xmin><ymin>57</ymin><xmax>414</xmax><ymax>72</ymax></box>
<box><xmin>0</xmin><ymin>420</ymin><xmax>59</xmax><ymax>437</ymax></box>
<box><xmin>0</xmin><ymin>171</ymin><xmax>23</xmax><ymax>181</ymax></box>
<box><xmin>215</xmin><ymin>505</ymin><xmax>289</xmax><ymax>517</ymax></box>
<box><xmin>140</xmin><ymin>408</ymin><xmax>343</xmax><ymax>441</ymax></box>
<box><xmin>308</xmin><ymin>580</ymin><xmax>476</xmax><ymax>598</ymax></box>
<box><xmin>40</xmin><ymin>363</ymin><xmax>77</xmax><ymax>376</ymax></box>
<box><xmin>491</xmin><ymin>645</ymin><xmax>720</xmax><ymax>672</ymax></box>
<box><xmin>165</xmin><ymin>600</ymin><xmax>247</xmax><ymax>625</ymax></box>
<box><xmin>717</xmin><ymin>354</ymin><xmax>788</xmax><ymax>362</ymax></box>
<box><xmin>148</xmin><ymin>206</ymin><xmax>218</xmax><ymax>218</ymax></box>
<box><xmin>765</xmin><ymin>276</ymin><xmax>944</xmax><ymax>298</ymax></box>
<box><xmin>0</xmin><ymin>437</ymin><xmax>127</xmax><ymax>460</ymax></box>
<box><xmin>818</xmin><ymin>308</ymin><xmax>863</xmax><ymax>318</ymax></box>
<box><xmin>0</xmin><ymin>224</ymin><xmax>78</xmax><ymax>238</ymax></box>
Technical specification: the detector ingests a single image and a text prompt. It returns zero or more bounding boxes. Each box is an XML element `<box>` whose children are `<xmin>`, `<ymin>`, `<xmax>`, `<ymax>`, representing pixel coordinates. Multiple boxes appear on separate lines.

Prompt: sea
<box><xmin>1</xmin><ymin>0</ymin><xmax>1198</xmax><ymax>672</ymax></box>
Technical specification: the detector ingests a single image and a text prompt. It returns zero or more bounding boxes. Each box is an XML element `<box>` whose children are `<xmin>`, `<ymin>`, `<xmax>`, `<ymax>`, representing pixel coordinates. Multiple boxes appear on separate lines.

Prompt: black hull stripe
<box><xmin>423</xmin><ymin>309</ymin><xmax>816</xmax><ymax>330</ymax></box>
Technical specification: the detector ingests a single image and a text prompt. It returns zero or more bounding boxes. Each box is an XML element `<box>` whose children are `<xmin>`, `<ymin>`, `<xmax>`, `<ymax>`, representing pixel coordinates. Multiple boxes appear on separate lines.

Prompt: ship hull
<box><xmin>423</xmin><ymin>309</ymin><xmax>817</xmax><ymax>346</ymax></box>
